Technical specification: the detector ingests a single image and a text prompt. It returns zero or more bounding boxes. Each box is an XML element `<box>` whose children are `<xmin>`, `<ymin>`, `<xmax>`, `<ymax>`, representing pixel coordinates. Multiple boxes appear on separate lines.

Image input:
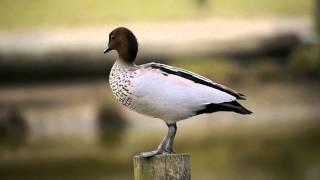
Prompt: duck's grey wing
<box><xmin>143</xmin><ymin>62</ymin><xmax>247</xmax><ymax>100</ymax></box>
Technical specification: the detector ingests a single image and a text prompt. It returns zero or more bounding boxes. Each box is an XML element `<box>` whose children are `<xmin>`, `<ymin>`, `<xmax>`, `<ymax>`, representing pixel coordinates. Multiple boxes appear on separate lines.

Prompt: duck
<box><xmin>104</xmin><ymin>27</ymin><xmax>252</xmax><ymax>158</ymax></box>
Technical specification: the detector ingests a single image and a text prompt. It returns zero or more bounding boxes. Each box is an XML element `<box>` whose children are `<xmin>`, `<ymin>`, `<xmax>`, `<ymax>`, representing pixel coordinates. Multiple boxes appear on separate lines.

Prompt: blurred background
<box><xmin>0</xmin><ymin>0</ymin><xmax>319</xmax><ymax>179</ymax></box>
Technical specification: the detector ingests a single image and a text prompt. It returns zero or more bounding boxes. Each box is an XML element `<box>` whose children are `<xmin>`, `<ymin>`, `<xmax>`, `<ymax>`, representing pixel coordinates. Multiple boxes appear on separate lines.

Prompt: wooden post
<box><xmin>133</xmin><ymin>153</ymin><xmax>191</xmax><ymax>180</ymax></box>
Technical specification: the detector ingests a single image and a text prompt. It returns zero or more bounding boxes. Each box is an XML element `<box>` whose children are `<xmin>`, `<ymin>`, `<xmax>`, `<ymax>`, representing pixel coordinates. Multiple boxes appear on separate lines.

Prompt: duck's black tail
<box><xmin>196</xmin><ymin>101</ymin><xmax>252</xmax><ymax>115</ymax></box>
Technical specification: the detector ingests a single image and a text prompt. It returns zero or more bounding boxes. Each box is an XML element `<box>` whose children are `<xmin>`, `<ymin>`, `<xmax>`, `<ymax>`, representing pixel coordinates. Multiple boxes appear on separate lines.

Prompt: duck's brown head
<box><xmin>104</xmin><ymin>27</ymin><xmax>138</xmax><ymax>63</ymax></box>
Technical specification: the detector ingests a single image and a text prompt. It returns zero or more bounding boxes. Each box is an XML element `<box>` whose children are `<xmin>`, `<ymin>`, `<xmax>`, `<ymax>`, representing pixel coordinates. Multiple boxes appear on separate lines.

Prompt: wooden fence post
<box><xmin>133</xmin><ymin>153</ymin><xmax>191</xmax><ymax>180</ymax></box>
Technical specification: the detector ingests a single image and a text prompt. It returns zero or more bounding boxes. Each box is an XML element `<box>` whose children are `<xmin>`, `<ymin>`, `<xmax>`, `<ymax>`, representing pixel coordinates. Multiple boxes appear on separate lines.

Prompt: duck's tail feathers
<box><xmin>196</xmin><ymin>101</ymin><xmax>253</xmax><ymax>115</ymax></box>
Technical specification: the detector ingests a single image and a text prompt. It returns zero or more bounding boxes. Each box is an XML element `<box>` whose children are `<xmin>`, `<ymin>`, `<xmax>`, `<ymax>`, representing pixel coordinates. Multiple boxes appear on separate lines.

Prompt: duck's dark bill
<box><xmin>104</xmin><ymin>48</ymin><xmax>111</xmax><ymax>53</ymax></box>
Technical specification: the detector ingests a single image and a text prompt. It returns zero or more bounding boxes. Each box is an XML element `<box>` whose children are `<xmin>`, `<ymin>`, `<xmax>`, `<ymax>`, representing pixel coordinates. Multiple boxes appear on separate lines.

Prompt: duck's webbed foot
<box><xmin>140</xmin><ymin>123</ymin><xmax>177</xmax><ymax>158</ymax></box>
<box><xmin>141</xmin><ymin>149</ymin><xmax>163</xmax><ymax>158</ymax></box>
<box><xmin>163</xmin><ymin>143</ymin><xmax>176</xmax><ymax>154</ymax></box>
<box><xmin>140</xmin><ymin>140</ymin><xmax>166</xmax><ymax>158</ymax></box>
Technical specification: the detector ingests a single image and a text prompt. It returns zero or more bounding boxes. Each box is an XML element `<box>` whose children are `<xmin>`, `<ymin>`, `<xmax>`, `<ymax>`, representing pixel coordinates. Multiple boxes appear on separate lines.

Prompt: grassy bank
<box><xmin>0</xmin><ymin>118</ymin><xmax>319</xmax><ymax>180</ymax></box>
<box><xmin>0</xmin><ymin>0</ymin><xmax>312</xmax><ymax>30</ymax></box>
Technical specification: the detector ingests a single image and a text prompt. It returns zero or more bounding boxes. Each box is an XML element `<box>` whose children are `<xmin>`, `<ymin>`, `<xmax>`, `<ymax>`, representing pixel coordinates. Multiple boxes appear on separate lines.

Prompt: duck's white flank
<box><xmin>110</xmin><ymin>59</ymin><xmax>237</xmax><ymax>123</ymax></box>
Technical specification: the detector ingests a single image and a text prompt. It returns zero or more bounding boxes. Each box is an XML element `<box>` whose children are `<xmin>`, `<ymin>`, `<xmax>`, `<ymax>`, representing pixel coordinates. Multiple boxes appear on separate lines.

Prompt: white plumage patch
<box><xmin>130</xmin><ymin>66</ymin><xmax>236</xmax><ymax>123</ymax></box>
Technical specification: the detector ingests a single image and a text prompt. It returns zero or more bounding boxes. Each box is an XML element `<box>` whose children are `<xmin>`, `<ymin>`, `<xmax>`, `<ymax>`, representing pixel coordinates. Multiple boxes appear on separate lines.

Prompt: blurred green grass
<box><xmin>0</xmin><ymin>157</ymin><xmax>131</xmax><ymax>180</ymax></box>
<box><xmin>1</xmin><ymin>118</ymin><xmax>319</xmax><ymax>180</ymax></box>
<box><xmin>0</xmin><ymin>0</ymin><xmax>312</xmax><ymax>30</ymax></box>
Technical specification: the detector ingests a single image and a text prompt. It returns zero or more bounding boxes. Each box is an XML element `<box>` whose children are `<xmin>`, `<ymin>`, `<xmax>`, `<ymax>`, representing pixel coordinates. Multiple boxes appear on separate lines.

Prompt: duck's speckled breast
<box><xmin>109</xmin><ymin>60</ymin><xmax>137</xmax><ymax>110</ymax></box>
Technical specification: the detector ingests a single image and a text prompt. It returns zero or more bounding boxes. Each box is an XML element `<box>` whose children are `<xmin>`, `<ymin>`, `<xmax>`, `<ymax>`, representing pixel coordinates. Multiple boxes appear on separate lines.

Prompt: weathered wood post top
<box><xmin>133</xmin><ymin>153</ymin><xmax>191</xmax><ymax>180</ymax></box>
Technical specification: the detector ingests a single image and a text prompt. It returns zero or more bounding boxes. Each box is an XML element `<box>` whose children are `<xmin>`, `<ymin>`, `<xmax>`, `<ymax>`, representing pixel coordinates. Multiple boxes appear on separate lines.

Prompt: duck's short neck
<box><xmin>116</xmin><ymin>58</ymin><xmax>135</xmax><ymax>67</ymax></box>
<box><xmin>118</xmin><ymin>53</ymin><xmax>134</xmax><ymax>64</ymax></box>
<box><xmin>117</xmin><ymin>44</ymin><xmax>137</xmax><ymax>64</ymax></box>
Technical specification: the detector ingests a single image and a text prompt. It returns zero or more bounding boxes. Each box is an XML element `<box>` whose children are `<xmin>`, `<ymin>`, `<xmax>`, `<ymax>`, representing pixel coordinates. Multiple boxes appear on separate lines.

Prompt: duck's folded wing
<box><xmin>131</xmin><ymin>64</ymin><xmax>238</xmax><ymax>120</ymax></box>
<box><xmin>144</xmin><ymin>62</ymin><xmax>246</xmax><ymax>100</ymax></box>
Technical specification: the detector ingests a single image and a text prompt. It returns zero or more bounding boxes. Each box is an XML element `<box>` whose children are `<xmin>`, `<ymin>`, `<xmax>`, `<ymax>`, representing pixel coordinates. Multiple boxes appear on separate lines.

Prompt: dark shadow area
<box><xmin>97</xmin><ymin>104</ymin><xmax>127</xmax><ymax>146</ymax></box>
<box><xmin>0</xmin><ymin>106</ymin><xmax>29</xmax><ymax>149</ymax></box>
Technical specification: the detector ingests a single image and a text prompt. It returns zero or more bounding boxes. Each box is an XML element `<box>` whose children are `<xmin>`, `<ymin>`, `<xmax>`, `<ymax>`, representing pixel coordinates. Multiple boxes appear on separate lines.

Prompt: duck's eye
<box><xmin>111</xmin><ymin>35</ymin><xmax>115</xmax><ymax>40</ymax></box>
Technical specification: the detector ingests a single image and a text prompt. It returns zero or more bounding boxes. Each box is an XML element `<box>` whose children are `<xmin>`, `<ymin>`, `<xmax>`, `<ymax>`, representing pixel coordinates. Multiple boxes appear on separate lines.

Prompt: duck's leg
<box><xmin>140</xmin><ymin>123</ymin><xmax>174</xmax><ymax>158</ymax></box>
<box><xmin>164</xmin><ymin>123</ymin><xmax>177</xmax><ymax>154</ymax></box>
